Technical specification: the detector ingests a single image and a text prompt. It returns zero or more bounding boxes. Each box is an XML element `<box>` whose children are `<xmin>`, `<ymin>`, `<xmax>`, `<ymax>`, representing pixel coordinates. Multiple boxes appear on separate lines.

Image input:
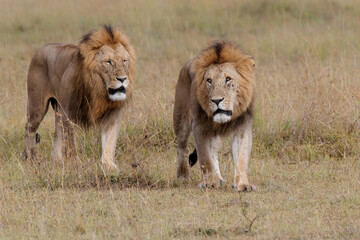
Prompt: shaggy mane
<box><xmin>192</xmin><ymin>40</ymin><xmax>255</xmax><ymax>79</ymax></box>
<box><xmin>192</xmin><ymin>41</ymin><xmax>256</xmax><ymax>135</ymax></box>
<box><xmin>79</xmin><ymin>24</ymin><xmax>135</xmax><ymax>70</ymax></box>
<box><xmin>68</xmin><ymin>25</ymin><xmax>135</xmax><ymax>128</ymax></box>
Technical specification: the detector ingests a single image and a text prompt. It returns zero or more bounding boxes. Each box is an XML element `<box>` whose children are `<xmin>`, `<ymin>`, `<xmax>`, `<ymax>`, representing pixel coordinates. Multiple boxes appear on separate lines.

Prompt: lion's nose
<box><xmin>116</xmin><ymin>76</ymin><xmax>127</xmax><ymax>83</ymax></box>
<box><xmin>211</xmin><ymin>98</ymin><xmax>224</xmax><ymax>106</ymax></box>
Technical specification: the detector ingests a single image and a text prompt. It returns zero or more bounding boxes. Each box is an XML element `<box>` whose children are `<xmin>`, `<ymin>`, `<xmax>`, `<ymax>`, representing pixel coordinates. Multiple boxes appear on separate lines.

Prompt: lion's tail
<box><xmin>35</xmin><ymin>133</ymin><xmax>40</xmax><ymax>144</ymax></box>
<box><xmin>189</xmin><ymin>148</ymin><xmax>197</xmax><ymax>167</ymax></box>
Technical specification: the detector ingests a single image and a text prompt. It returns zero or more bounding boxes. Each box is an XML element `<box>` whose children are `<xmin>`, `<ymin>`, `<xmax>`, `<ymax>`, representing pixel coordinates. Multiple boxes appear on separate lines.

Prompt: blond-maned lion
<box><xmin>24</xmin><ymin>25</ymin><xmax>135</xmax><ymax>171</ymax></box>
<box><xmin>173</xmin><ymin>41</ymin><xmax>256</xmax><ymax>191</ymax></box>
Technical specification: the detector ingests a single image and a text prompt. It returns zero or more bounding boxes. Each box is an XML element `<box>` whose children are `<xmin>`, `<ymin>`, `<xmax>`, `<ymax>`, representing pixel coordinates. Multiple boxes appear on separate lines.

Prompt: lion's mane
<box><xmin>191</xmin><ymin>41</ymin><xmax>255</xmax><ymax>136</ymax></box>
<box><xmin>69</xmin><ymin>25</ymin><xmax>136</xmax><ymax>127</ymax></box>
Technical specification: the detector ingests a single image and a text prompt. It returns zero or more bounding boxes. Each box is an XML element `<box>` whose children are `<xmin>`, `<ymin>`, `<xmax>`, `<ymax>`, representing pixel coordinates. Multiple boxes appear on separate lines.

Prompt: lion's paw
<box><xmin>23</xmin><ymin>148</ymin><xmax>37</xmax><ymax>161</ymax></box>
<box><xmin>198</xmin><ymin>178</ymin><xmax>225</xmax><ymax>189</ymax></box>
<box><xmin>232</xmin><ymin>183</ymin><xmax>256</xmax><ymax>192</ymax></box>
<box><xmin>177</xmin><ymin>168</ymin><xmax>191</xmax><ymax>180</ymax></box>
<box><xmin>101</xmin><ymin>161</ymin><xmax>119</xmax><ymax>175</ymax></box>
<box><xmin>177</xmin><ymin>175</ymin><xmax>191</xmax><ymax>182</ymax></box>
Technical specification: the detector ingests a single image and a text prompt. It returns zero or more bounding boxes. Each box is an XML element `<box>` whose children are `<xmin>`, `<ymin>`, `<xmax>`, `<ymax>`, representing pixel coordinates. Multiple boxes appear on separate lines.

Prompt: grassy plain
<box><xmin>1</xmin><ymin>0</ymin><xmax>360</xmax><ymax>239</ymax></box>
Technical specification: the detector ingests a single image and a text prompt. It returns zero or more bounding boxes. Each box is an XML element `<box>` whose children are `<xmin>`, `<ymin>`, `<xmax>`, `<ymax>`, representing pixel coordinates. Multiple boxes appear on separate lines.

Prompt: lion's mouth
<box><xmin>213</xmin><ymin>109</ymin><xmax>232</xmax><ymax>116</ymax></box>
<box><xmin>108</xmin><ymin>86</ymin><xmax>126</xmax><ymax>95</ymax></box>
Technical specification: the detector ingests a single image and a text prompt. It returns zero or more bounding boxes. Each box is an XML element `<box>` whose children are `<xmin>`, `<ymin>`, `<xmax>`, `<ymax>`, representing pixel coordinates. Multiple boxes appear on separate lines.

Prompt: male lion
<box><xmin>24</xmin><ymin>25</ymin><xmax>135</xmax><ymax>171</ymax></box>
<box><xmin>173</xmin><ymin>41</ymin><xmax>256</xmax><ymax>191</ymax></box>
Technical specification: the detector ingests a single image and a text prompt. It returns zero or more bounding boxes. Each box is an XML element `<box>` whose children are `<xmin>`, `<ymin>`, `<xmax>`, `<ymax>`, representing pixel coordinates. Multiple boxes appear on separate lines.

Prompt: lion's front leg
<box><xmin>193</xmin><ymin>129</ymin><xmax>222</xmax><ymax>188</ymax></box>
<box><xmin>209</xmin><ymin>136</ymin><xmax>224</xmax><ymax>183</ymax></box>
<box><xmin>100</xmin><ymin>113</ymin><xmax>121</xmax><ymax>172</ymax></box>
<box><xmin>232</xmin><ymin>121</ymin><xmax>255</xmax><ymax>192</ymax></box>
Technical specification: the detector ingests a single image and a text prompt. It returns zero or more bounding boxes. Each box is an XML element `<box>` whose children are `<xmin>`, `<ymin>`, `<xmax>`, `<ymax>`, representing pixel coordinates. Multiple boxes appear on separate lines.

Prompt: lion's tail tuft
<box><xmin>35</xmin><ymin>133</ymin><xmax>40</xmax><ymax>144</ymax></box>
<box><xmin>189</xmin><ymin>148</ymin><xmax>197</xmax><ymax>167</ymax></box>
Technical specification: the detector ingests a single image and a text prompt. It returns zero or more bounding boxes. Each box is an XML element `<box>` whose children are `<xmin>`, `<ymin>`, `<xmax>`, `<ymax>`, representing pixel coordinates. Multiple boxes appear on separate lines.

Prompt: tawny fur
<box><xmin>24</xmin><ymin>25</ymin><xmax>135</xmax><ymax>171</ymax></box>
<box><xmin>173</xmin><ymin>41</ymin><xmax>256</xmax><ymax>191</ymax></box>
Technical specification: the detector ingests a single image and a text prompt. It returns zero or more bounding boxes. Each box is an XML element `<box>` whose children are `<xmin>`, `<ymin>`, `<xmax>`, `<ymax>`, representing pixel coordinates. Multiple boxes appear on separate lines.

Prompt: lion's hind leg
<box><xmin>51</xmin><ymin>101</ymin><xmax>65</xmax><ymax>161</ymax></box>
<box><xmin>24</xmin><ymin>60</ymin><xmax>54</xmax><ymax>160</ymax></box>
<box><xmin>51</xmin><ymin>101</ymin><xmax>79</xmax><ymax>162</ymax></box>
<box><xmin>173</xmin><ymin>62</ymin><xmax>193</xmax><ymax>180</ymax></box>
<box><xmin>175</xmin><ymin>114</ymin><xmax>192</xmax><ymax>180</ymax></box>
<box><xmin>63</xmin><ymin>117</ymin><xmax>79</xmax><ymax>161</ymax></box>
<box><xmin>24</xmin><ymin>96</ymin><xmax>50</xmax><ymax>160</ymax></box>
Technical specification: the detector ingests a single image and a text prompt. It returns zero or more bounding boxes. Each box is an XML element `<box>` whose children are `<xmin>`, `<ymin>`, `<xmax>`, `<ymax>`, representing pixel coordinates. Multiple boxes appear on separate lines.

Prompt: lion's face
<box><xmin>202</xmin><ymin>63</ymin><xmax>243</xmax><ymax>124</ymax></box>
<box><xmin>94</xmin><ymin>44</ymin><xmax>131</xmax><ymax>101</ymax></box>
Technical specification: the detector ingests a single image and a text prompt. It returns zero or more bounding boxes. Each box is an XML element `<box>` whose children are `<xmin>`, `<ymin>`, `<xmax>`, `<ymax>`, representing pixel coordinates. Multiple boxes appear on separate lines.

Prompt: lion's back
<box><xmin>32</xmin><ymin>43</ymin><xmax>78</xmax><ymax>74</ymax></box>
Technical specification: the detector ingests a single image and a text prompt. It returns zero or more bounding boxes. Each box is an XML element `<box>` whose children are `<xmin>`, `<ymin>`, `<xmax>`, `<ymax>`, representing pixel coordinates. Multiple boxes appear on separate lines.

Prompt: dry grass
<box><xmin>1</xmin><ymin>0</ymin><xmax>360</xmax><ymax>239</ymax></box>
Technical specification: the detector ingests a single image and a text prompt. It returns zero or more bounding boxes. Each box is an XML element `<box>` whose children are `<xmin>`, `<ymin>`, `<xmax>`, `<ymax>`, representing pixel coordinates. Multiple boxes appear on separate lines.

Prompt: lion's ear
<box><xmin>245</xmin><ymin>57</ymin><xmax>255</xmax><ymax>73</ymax></box>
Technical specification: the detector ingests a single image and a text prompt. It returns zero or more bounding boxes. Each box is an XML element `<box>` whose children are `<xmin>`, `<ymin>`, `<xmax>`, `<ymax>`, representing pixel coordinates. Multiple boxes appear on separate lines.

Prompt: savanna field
<box><xmin>1</xmin><ymin>0</ymin><xmax>360</xmax><ymax>239</ymax></box>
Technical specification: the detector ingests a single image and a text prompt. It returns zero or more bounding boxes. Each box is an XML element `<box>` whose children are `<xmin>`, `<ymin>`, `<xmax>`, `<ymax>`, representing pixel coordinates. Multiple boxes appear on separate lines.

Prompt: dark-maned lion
<box><xmin>173</xmin><ymin>41</ymin><xmax>256</xmax><ymax>191</ymax></box>
<box><xmin>24</xmin><ymin>25</ymin><xmax>135</xmax><ymax>171</ymax></box>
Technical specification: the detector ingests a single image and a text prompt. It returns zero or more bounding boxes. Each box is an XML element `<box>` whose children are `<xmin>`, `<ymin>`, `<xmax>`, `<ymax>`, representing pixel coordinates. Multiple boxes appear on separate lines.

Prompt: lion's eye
<box><xmin>106</xmin><ymin>60</ymin><xmax>112</xmax><ymax>65</ymax></box>
<box><xmin>123</xmin><ymin>59</ymin><xmax>127</xmax><ymax>64</ymax></box>
<box><xmin>206</xmin><ymin>79</ymin><xmax>212</xmax><ymax>84</ymax></box>
<box><xmin>226</xmin><ymin>76</ymin><xmax>232</xmax><ymax>82</ymax></box>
